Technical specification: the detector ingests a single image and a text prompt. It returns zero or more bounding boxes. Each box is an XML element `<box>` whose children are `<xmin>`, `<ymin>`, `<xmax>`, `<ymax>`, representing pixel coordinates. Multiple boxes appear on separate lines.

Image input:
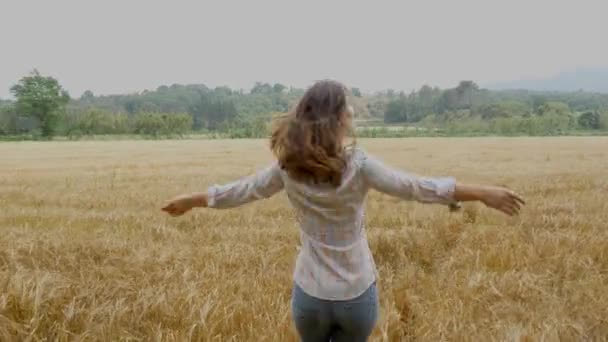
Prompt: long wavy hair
<box><xmin>270</xmin><ymin>80</ymin><xmax>353</xmax><ymax>187</ymax></box>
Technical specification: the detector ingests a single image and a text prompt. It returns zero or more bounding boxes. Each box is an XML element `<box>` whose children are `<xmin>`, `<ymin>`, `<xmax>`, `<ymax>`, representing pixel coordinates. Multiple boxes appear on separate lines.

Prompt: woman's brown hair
<box><xmin>270</xmin><ymin>80</ymin><xmax>353</xmax><ymax>187</ymax></box>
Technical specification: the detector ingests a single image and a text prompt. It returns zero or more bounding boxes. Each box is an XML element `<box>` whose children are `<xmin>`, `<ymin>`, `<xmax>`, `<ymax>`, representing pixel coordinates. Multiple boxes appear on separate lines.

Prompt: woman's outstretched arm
<box><xmin>162</xmin><ymin>162</ymin><xmax>284</xmax><ymax>217</ymax></box>
<box><xmin>361</xmin><ymin>151</ymin><xmax>525</xmax><ymax>216</ymax></box>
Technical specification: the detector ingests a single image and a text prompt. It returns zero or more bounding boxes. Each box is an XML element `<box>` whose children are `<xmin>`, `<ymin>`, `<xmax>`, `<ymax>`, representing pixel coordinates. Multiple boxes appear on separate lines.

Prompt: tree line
<box><xmin>1</xmin><ymin>70</ymin><xmax>608</xmax><ymax>139</ymax></box>
<box><xmin>380</xmin><ymin>81</ymin><xmax>608</xmax><ymax>135</ymax></box>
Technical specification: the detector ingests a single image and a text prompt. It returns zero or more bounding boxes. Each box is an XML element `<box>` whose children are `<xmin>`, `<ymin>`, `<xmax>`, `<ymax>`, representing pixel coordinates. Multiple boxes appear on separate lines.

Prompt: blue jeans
<box><xmin>291</xmin><ymin>282</ymin><xmax>379</xmax><ymax>342</ymax></box>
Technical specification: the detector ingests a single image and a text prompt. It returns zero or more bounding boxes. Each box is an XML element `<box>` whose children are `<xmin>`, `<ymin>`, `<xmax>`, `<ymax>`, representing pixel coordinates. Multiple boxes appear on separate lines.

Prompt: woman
<box><xmin>161</xmin><ymin>80</ymin><xmax>525</xmax><ymax>341</ymax></box>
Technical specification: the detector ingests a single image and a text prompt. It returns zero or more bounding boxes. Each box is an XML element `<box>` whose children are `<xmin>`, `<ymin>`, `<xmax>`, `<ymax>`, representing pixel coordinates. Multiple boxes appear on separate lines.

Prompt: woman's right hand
<box><xmin>162</xmin><ymin>194</ymin><xmax>196</xmax><ymax>217</ymax></box>
<box><xmin>162</xmin><ymin>192</ymin><xmax>209</xmax><ymax>217</ymax></box>
<box><xmin>479</xmin><ymin>186</ymin><xmax>526</xmax><ymax>216</ymax></box>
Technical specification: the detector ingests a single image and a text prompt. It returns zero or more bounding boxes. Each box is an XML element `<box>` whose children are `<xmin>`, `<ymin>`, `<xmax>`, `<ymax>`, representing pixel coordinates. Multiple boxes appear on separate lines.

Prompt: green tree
<box><xmin>438</xmin><ymin>89</ymin><xmax>459</xmax><ymax>113</ymax></box>
<box><xmin>62</xmin><ymin>109</ymin><xmax>129</xmax><ymax>138</ymax></box>
<box><xmin>0</xmin><ymin>104</ymin><xmax>18</xmax><ymax>135</ymax></box>
<box><xmin>600</xmin><ymin>111</ymin><xmax>608</xmax><ymax>130</ymax></box>
<box><xmin>536</xmin><ymin>101</ymin><xmax>570</xmax><ymax>116</ymax></box>
<box><xmin>536</xmin><ymin>113</ymin><xmax>574</xmax><ymax>135</ymax></box>
<box><xmin>133</xmin><ymin>112</ymin><xmax>167</xmax><ymax>137</ymax></box>
<box><xmin>478</xmin><ymin>101</ymin><xmax>529</xmax><ymax>119</ymax></box>
<box><xmin>273</xmin><ymin>83</ymin><xmax>286</xmax><ymax>93</ymax></box>
<box><xmin>418</xmin><ymin>85</ymin><xmax>435</xmax><ymax>111</ymax></box>
<box><xmin>80</xmin><ymin>90</ymin><xmax>95</xmax><ymax>102</ymax></box>
<box><xmin>384</xmin><ymin>97</ymin><xmax>408</xmax><ymax>123</ymax></box>
<box><xmin>531</xmin><ymin>94</ymin><xmax>547</xmax><ymax>111</ymax></box>
<box><xmin>366</xmin><ymin>97</ymin><xmax>388</xmax><ymax>118</ymax></box>
<box><xmin>577</xmin><ymin>111</ymin><xmax>600</xmax><ymax>129</ymax></box>
<box><xmin>491</xmin><ymin>117</ymin><xmax>516</xmax><ymax>135</ymax></box>
<box><xmin>10</xmin><ymin>70</ymin><xmax>70</xmax><ymax>137</ymax></box>
<box><xmin>163</xmin><ymin>113</ymin><xmax>193</xmax><ymax>136</ymax></box>
<box><xmin>251</xmin><ymin>82</ymin><xmax>273</xmax><ymax>94</ymax></box>
<box><xmin>455</xmin><ymin>80</ymin><xmax>479</xmax><ymax>109</ymax></box>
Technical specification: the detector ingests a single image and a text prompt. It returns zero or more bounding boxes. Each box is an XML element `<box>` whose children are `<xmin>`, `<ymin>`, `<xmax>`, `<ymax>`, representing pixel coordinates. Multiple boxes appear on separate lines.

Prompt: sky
<box><xmin>1</xmin><ymin>0</ymin><xmax>607</xmax><ymax>98</ymax></box>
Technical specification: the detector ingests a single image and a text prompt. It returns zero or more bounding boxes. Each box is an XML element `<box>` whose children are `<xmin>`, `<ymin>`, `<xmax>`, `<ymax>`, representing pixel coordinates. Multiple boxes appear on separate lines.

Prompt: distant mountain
<box><xmin>486</xmin><ymin>68</ymin><xmax>608</xmax><ymax>93</ymax></box>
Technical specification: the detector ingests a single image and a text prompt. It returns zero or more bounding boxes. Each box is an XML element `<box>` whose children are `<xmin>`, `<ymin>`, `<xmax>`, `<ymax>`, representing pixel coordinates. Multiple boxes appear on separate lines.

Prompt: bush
<box><xmin>600</xmin><ymin>111</ymin><xmax>608</xmax><ymax>130</ymax></box>
<box><xmin>578</xmin><ymin>111</ymin><xmax>601</xmax><ymax>130</ymax></box>
<box><xmin>133</xmin><ymin>112</ymin><xmax>192</xmax><ymax>137</ymax></box>
<box><xmin>164</xmin><ymin>113</ymin><xmax>193</xmax><ymax>137</ymax></box>
<box><xmin>80</xmin><ymin>110</ymin><xmax>129</xmax><ymax>135</ymax></box>
<box><xmin>0</xmin><ymin>110</ymin><xmax>17</xmax><ymax>135</ymax></box>
<box><xmin>133</xmin><ymin>113</ymin><xmax>167</xmax><ymax>137</ymax></box>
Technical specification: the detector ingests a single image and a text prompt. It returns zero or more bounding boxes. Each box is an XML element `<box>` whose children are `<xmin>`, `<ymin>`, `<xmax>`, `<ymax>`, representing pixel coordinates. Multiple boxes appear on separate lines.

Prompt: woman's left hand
<box><xmin>480</xmin><ymin>186</ymin><xmax>526</xmax><ymax>216</ymax></box>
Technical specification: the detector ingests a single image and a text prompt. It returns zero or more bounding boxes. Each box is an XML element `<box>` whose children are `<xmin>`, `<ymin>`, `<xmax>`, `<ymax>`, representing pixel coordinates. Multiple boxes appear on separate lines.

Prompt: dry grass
<box><xmin>1</xmin><ymin>137</ymin><xmax>608</xmax><ymax>341</ymax></box>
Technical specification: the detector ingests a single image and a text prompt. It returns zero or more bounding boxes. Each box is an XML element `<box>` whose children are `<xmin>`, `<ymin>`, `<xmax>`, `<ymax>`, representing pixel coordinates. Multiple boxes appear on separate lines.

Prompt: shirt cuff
<box><xmin>434</xmin><ymin>176</ymin><xmax>458</xmax><ymax>204</ymax></box>
<box><xmin>207</xmin><ymin>185</ymin><xmax>218</xmax><ymax>208</ymax></box>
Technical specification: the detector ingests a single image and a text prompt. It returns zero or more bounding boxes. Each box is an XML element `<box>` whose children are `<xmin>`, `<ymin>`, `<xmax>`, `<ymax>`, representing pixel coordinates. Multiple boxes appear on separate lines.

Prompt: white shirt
<box><xmin>207</xmin><ymin>146</ymin><xmax>458</xmax><ymax>300</ymax></box>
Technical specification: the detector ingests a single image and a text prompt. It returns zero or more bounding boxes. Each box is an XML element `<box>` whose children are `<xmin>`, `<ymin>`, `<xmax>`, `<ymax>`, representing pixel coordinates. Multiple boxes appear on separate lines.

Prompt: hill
<box><xmin>487</xmin><ymin>68</ymin><xmax>608</xmax><ymax>93</ymax></box>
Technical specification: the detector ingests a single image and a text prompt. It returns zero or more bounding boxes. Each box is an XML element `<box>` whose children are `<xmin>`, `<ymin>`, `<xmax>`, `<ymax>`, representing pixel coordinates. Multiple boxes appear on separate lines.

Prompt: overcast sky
<box><xmin>1</xmin><ymin>0</ymin><xmax>607</xmax><ymax>98</ymax></box>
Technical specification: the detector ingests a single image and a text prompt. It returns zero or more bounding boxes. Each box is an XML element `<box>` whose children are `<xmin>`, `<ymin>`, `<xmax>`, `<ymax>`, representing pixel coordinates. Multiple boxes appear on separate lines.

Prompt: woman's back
<box><xmin>206</xmin><ymin>145</ymin><xmax>458</xmax><ymax>300</ymax></box>
<box><xmin>282</xmin><ymin>146</ymin><xmax>367</xmax><ymax>245</ymax></box>
<box><xmin>281</xmin><ymin>146</ymin><xmax>375</xmax><ymax>301</ymax></box>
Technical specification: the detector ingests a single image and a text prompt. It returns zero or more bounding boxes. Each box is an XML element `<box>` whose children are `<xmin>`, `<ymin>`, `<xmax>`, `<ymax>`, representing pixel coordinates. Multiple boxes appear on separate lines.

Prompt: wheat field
<box><xmin>1</xmin><ymin>137</ymin><xmax>607</xmax><ymax>341</ymax></box>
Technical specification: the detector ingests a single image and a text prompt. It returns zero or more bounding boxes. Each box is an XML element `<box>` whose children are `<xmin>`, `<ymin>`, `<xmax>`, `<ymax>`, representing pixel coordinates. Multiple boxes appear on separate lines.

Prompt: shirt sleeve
<box><xmin>360</xmin><ymin>152</ymin><xmax>457</xmax><ymax>205</ymax></box>
<box><xmin>207</xmin><ymin>162</ymin><xmax>284</xmax><ymax>209</ymax></box>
